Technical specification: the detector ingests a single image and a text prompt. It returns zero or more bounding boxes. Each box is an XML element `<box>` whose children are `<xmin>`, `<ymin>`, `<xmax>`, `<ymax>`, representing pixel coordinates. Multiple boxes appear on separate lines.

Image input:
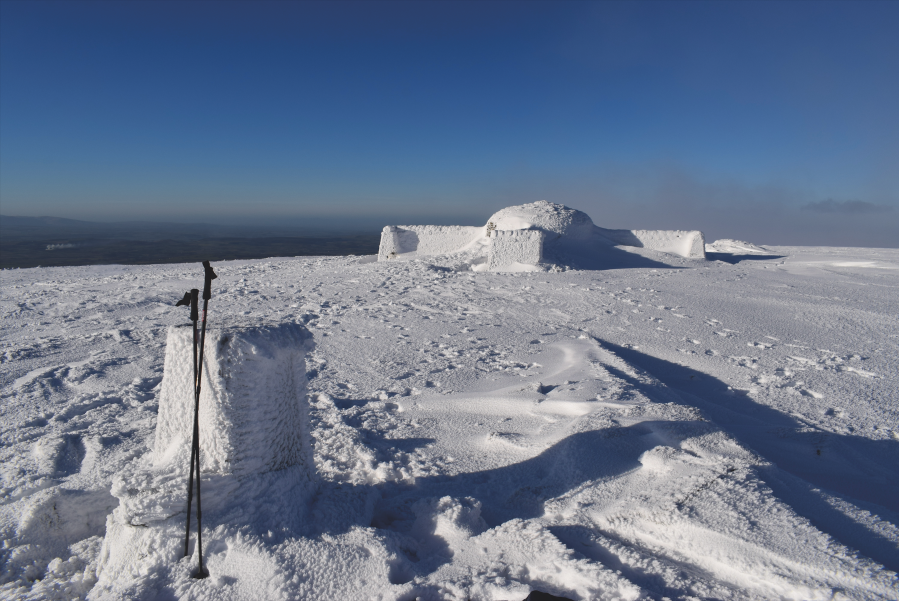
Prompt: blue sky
<box><xmin>2</xmin><ymin>0</ymin><xmax>897</xmax><ymax>245</ymax></box>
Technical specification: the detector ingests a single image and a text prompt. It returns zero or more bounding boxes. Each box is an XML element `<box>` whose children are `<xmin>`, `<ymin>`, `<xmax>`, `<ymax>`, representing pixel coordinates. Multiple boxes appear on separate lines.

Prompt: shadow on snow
<box><xmin>302</xmin><ymin>340</ymin><xmax>898</xmax><ymax>590</ymax></box>
<box><xmin>598</xmin><ymin>340</ymin><xmax>899</xmax><ymax>572</ymax></box>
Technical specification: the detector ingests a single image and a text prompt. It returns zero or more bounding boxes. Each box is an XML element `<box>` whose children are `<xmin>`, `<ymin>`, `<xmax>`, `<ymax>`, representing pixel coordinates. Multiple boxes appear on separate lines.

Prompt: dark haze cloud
<box><xmin>801</xmin><ymin>200</ymin><xmax>894</xmax><ymax>214</ymax></box>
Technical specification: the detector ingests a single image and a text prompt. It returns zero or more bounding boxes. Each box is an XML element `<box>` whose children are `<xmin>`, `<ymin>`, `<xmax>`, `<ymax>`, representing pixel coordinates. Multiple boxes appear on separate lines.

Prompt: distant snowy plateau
<box><xmin>1</xmin><ymin>211</ymin><xmax>898</xmax><ymax>600</ymax></box>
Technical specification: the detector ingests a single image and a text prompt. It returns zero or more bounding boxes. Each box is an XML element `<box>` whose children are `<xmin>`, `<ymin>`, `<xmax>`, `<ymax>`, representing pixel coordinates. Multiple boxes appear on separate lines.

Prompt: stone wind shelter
<box><xmin>377</xmin><ymin>201</ymin><xmax>706</xmax><ymax>271</ymax></box>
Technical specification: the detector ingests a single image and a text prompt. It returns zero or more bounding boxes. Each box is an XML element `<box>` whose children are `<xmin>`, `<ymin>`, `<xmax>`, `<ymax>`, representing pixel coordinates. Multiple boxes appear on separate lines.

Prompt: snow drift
<box><xmin>705</xmin><ymin>239</ymin><xmax>775</xmax><ymax>255</ymax></box>
<box><xmin>377</xmin><ymin>201</ymin><xmax>706</xmax><ymax>270</ymax></box>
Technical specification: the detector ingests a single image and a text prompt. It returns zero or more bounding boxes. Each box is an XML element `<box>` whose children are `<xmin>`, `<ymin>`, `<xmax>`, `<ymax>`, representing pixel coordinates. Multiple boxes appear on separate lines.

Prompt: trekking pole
<box><xmin>178</xmin><ymin>289</ymin><xmax>200</xmax><ymax>559</ymax></box>
<box><xmin>189</xmin><ymin>261</ymin><xmax>216</xmax><ymax>579</ymax></box>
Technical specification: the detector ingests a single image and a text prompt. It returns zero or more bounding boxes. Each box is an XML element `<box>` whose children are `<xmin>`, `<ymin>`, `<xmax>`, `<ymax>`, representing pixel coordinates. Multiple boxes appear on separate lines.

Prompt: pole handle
<box><xmin>202</xmin><ymin>261</ymin><xmax>217</xmax><ymax>300</ymax></box>
<box><xmin>189</xmin><ymin>289</ymin><xmax>199</xmax><ymax>321</ymax></box>
<box><xmin>176</xmin><ymin>289</ymin><xmax>200</xmax><ymax>322</ymax></box>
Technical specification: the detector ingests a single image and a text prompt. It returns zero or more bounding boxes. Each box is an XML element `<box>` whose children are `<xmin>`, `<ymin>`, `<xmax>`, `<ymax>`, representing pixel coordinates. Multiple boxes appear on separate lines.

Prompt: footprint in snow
<box><xmin>728</xmin><ymin>356</ymin><xmax>760</xmax><ymax>369</ymax></box>
<box><xmin>32</xmin><ymin>434</ymin><xmax>86</xmax><ymax>476</ymax></box>
<box><xmin>748</xmin><ymin>342</ymin><xmax>774</xmax><ymax>349</ymax></box>
<box><xmin>838</xmin><ymin>365</ymin><xmax>878</xmax><ymax>378</ymax></box>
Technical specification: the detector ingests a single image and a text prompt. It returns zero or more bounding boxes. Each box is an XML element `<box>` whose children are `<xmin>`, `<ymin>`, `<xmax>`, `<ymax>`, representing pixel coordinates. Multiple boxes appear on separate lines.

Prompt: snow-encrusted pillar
<box><xmin>377</xmin><ymin>225</ymin><xmax>401</xmax><ymax>261</ymax></box>
<box><xmin>92</xmin><ymin>321</ymin><xmax>315</xmax><ymax>596</ymax></box>
<box><xmin>153</xmin><ymin>322</ymin><xmax>314</xmax><ymax>476</ymax></box>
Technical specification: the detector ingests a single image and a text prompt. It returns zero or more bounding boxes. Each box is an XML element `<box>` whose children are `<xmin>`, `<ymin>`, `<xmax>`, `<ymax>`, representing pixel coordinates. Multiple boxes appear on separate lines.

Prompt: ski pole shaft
<box><xmin>194</xmin><ymin>418</ymin><xmax>205</xmax><ymax>577</ymax></box>
<box><xmin>183</xmin><ymin>289</ymin><xmax>199</xmax><ymax>557</ymax></box>
<box><xmin>190</xmin><ymin>264</ymin><xmax>215</xmax><ymax>579</ymax></box>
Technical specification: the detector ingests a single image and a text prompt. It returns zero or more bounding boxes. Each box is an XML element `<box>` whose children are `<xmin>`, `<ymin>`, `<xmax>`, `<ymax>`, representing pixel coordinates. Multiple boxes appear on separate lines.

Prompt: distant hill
<box><xmin>0</xmin><ymin>215</ymin><xmax>381</xmax><ymax>268</ymax></box>
<box><xmin>0</xmin><ymin>215</ymin><xmax>334</xmax><ymax>242</ymax></box>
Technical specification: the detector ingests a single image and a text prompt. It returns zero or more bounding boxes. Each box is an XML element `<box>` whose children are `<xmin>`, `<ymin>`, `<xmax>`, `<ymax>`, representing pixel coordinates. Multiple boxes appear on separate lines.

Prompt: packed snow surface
<box><xmin>1</xmin><ymin>242</ymin><xmax>898</xmax><ymax>600</ymax></box>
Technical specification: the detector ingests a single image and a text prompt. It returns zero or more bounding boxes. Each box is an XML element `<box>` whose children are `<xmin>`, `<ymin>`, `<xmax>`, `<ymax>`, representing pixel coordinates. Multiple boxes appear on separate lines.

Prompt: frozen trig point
<box><xmin>91</xmin><ymin>321</ymin><xmax>315</xmax><ymax>595</ymax></box>
<box><xmin>377</xmin><ymin>200</ymin><xmax>705</xmax><ymax>271</ymax></box>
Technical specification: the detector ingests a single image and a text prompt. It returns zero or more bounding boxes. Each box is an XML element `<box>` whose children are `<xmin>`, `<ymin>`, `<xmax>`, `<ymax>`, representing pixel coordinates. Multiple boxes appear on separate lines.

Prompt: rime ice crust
<box><xmin>153</xmin><ymin>322</ymin><xmax>315</xmax><ymax>476</ymax></box>
<box><xmin>377</xmin><ymin>200</ymin><xmax>706</xmax><ymax>270</ymax></box>
<box><xmin>91</xmin><ymin>321</ymin><xmax>316</xmax><ymax>595</ymax></box>
<box><xmin>488</xmin><ymin>200</ymin><xmax>596</xmax><ymax>240</ymax></box>
<box><xmin>487</xmin><ymin>230</ymin><xmax>545</xmax><ymax>271</ymax></box>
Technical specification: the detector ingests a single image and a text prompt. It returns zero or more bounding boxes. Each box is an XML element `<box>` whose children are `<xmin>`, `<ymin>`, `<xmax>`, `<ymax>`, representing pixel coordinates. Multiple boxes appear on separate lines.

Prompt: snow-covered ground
<box><xmin>1</xmin><ymin>243</ymin><xmax>897</xmax><ymax>600</ymax></box>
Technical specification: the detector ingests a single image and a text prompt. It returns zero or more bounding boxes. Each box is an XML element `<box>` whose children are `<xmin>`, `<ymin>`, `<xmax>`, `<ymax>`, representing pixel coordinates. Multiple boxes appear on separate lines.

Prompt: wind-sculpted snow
<box><xmin>0</xmin><ymin>245</ymin><xmax>898</xmax><ymax>599</ymax></box>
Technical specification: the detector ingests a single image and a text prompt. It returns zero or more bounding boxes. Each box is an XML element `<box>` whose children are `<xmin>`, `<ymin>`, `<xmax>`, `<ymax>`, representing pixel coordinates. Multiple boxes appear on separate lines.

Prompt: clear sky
<box><xmin>2</xmin><ymin>0</ymin><xmax>897</xmax><ymax>245</ymax></box>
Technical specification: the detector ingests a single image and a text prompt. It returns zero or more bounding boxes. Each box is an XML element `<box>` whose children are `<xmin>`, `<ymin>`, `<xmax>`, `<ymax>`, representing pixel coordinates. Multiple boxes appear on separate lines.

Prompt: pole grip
<box><xmin>202</xmin><ymin>261</ymin><xmax>217</xmax><ymax>300</ymax></box>
<box><xmin>189</xmin><ymin>289</ymin><xmax>199</xmax><ymax>321</ymax></box>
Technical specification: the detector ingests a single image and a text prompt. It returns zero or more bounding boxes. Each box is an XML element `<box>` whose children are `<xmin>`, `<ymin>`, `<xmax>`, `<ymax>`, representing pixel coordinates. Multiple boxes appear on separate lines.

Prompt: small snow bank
<box><xmin>91</xmin><ymin>321</ymin><xmax>316</xmax><ymax>598</ymax></box>
<box><xmin>377</xmin><ymin>201</ymin><xmax>706</xmax><ymax>271</ymax></box>
<box><xmin>705</xmin><ymin>239</ymin><xmax>773</xmax><ymax>254</ymax></box>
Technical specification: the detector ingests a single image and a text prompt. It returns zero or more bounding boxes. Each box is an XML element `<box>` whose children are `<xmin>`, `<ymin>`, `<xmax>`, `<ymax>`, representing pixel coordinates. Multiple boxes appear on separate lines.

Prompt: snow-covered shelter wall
<box><xmin>378</xmin><ymin>225</ymin><xmax>484</xmax><ymax>261</ymax></box>
<box><xmin>375</xmin><ymin>202</ymin><xmax>707</xmax><ymax>267</ymax></box>
<box><xmin>487</xmin><ymin>230</ymin><xmax>544</xmax><ymax>270</ymax></box>
<box><xmin>154</xmin><ymin>321</ymin><xmax>315</xmax><ymax>476</ymax></box>
<box><xmin>597</xmin><ymin>228</ymin><xmax>706</xmax><ymax>259</ymax></box>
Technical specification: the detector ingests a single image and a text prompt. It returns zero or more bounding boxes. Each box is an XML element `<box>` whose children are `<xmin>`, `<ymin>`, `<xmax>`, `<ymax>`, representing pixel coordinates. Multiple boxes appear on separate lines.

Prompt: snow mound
<box><xmin>705</xmin><ymin>239</ymin><xmax>773</xmax><ymax>254</ymax></box>
<box><xmin>488</xmin><ymin>200</ymin><xmax>596</xmax><ymax>241</ymax></box>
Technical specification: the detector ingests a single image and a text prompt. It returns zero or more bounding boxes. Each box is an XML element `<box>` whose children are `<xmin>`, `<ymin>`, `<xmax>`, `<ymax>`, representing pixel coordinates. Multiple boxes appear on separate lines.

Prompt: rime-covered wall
<box><xmin>598</xmin><ymin>228</ymin><xmax>706</xmax><ymax>259</ymax></box>
<box><xmin>378</xmin><ymin>225</ymin><xmax>484</xmax><ymax>261</ymax></box>
<box><xmin>487</xmin><ymin>230</ymin><xmax>544</xmax><ymax>270</ymax></box>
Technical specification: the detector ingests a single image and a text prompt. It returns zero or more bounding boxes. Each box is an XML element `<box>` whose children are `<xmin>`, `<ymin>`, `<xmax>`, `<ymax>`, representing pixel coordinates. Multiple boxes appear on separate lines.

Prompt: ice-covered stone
<box><xmin>92</xmin><ymin>321</ymin><xmax>316</xmax><ymax>594</ymax></box>
<box><xmin>487</xmin><ymin>230</ymin><xmax>544</xmax><ymax>271</ymax></box>
<box><xmin>153</xmin><ymin>322</ymin><xmax>314</xmax><ymax>476</ymax></box>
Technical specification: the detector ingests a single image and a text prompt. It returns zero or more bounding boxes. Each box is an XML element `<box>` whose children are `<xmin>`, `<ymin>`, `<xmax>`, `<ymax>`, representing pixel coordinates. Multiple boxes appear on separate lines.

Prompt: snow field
<box><xmin>0</xmin><ymin>243</ymin><xmax>898</xmax><ymax>599</ymax></box>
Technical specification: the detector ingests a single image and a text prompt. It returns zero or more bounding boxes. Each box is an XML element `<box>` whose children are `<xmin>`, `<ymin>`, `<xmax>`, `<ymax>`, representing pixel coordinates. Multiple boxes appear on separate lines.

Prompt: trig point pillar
<box><xmin>91</xmin><ymin>321</ymin><xmax>315</xmax><ymax>596</ymax></box>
